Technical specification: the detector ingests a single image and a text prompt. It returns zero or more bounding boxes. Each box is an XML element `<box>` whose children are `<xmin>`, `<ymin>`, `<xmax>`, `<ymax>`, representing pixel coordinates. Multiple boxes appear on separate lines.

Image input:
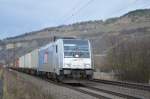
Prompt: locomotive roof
<box><xmin>39</xmin><ymin>42</ymin><xmax>53</xmax><ymax>50</ymax></box>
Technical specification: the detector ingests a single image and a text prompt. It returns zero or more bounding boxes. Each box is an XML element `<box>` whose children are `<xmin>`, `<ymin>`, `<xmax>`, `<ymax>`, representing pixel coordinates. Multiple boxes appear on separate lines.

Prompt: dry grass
<box><xmin>3</xmin><ymin>69</ymin><xmax>53</xmax><ymax>99</ymax></box>
<box><xmin>0</xmin><ymin>67</ymin><xmax>3</xmax><ymax>99</ymax></box>
<box><xmin>0</xmin><ymin>68</ymin><xmax>3</xmax><ymax>79</ymax></box>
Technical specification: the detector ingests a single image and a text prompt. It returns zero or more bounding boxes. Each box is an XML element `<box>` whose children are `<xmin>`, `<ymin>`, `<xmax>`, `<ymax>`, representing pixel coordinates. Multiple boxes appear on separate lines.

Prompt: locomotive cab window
<box><xmin>63</xmin><ymin>39</ymin><xmax>90</xmax><ymax>58</ymax></box>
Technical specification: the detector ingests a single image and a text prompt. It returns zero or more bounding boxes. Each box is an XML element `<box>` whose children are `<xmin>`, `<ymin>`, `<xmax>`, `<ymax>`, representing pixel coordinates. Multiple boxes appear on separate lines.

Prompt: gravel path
<box><xmin>11</xmin><ymin>70</ymin><xmax>99</xmax><ymax>99</ymax></box>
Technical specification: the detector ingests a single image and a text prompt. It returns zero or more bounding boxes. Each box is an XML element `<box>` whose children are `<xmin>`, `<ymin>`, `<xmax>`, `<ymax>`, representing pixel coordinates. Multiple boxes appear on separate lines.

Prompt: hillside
<box><xmin>2</xmin><ymin>8</ymin><xmax>150</xmax><ymax>67</ymax></box>
<box><xmin>0</xmin><ymin>40</ymin><xmax>5</xmax><ymax>50</ymax></box>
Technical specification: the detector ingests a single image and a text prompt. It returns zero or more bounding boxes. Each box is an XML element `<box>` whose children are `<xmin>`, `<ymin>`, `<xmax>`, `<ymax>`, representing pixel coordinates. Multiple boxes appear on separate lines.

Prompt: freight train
<box><xmin>14</xmin><ymin>37</ymin><xmax>94</xmax><ymax>83</ymax></box>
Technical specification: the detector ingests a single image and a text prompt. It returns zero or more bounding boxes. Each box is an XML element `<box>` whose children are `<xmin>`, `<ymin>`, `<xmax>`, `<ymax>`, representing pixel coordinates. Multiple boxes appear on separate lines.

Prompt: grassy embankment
<box><xmin>0</xmin><ymin>68</ymin><xmax>3</xmax><ymax>79</ymax></box>
<box><xmin>2</xmin><ymin>69</ymin><xmax>53</xmax><ymax>99</ymax></box>
<box><xmin>0</xmin><ymin>67</ymin><xmax>3</xmax><ymax>99</ymax></box>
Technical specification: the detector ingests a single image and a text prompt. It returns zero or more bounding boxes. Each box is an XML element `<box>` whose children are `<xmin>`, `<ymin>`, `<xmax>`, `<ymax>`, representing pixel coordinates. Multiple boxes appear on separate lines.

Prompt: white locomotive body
<box><xmin>18</xmin><ymin>37</ymin><xmax>93</xmax><ymax>83</ymax></box>
<box><xmin>38</xmin><ymin>38</ymin><xmax>93</xmax><ymax>81</ymax></box>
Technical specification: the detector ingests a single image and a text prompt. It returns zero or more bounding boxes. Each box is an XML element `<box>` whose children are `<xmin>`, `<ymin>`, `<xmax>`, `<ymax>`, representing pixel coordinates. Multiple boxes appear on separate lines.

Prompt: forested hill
<box><xmin>1</xmin><ymin>8</ymin><xmax>150</xmax><ymax>65</ymax></box>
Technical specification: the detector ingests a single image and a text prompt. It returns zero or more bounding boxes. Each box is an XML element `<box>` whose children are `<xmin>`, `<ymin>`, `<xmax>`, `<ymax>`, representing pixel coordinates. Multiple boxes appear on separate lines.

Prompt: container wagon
<box><xmin>18</xmin><ymin>49</ymin><xmax>39</xmax><ymax>74</ymax></box>
<box><xmin>18</xmin><ymin>37</ymin><xmax>93</xmax><ymax>83</ymax></box>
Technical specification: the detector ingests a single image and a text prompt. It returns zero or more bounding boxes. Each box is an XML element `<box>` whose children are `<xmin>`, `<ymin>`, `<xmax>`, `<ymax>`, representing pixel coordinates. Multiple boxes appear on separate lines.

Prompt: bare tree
<box><xmin>107</xmin><ymin>36</ymin><xmax>150</xmax><ymax>83</ymax></box>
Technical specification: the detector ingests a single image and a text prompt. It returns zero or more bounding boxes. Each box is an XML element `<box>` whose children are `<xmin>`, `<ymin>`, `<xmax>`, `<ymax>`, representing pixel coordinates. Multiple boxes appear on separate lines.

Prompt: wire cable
<box><xmin>59</xmin><ymin>0</ymin><xmax>83</xmax><ymax>24</ymax></box>
<box><xmin>62</xmin><ymin>0</ymin><xmax>95</xmax><ymax>24</ymax></box>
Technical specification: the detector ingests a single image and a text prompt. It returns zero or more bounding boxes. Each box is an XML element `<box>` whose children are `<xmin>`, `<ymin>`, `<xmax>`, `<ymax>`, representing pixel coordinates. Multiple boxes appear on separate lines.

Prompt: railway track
<box><xmin>32</xmin><ymin>77</ymin><xmax>142</xmax><ymax>99</ymax></box>
<box><xmin>75</xmin><ymin>84</ymin><xmax>141</xmax><ymax>99</ymax></box>
<box><xmin>41</xmin><ymin>78</ymin><xmax>149</xmax><ymax>99</ymax></box>
<box><xmin>10</xmin><ymin>69</ymin><xmax>148</xmax><ymax>99</ymax></box>
<box><xmin>92</xmin><ymin>79</ymin><xmax>150</xmax><ymax>92</ymax></box>
<box><xmin>43</xmin><ymin>79</ymin><xmax>140</xmax><ymax>99</ymax></box>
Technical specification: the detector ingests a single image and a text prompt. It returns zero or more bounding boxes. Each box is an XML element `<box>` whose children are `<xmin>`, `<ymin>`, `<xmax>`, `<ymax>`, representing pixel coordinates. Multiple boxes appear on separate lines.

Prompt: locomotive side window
<box><xmin>56</xmin><ymin>45</ymin><xmax>58</xmax><ymax>53</ymax></box>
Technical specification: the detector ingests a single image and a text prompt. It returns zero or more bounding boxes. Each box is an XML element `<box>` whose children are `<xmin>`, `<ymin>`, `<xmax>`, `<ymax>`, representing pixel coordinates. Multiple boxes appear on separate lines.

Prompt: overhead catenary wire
<box><xmin>141</xmin><ymin>2</ymin><xmax>150</xmax><ymax>9</ymax></box>
<box><xmin>102</xmin><ymin>0</ymin><xmax>150</xmax><ymax>53</ymax></box>
<box><xmin>59</xmin><ymin>0</ymin><xmax>140</xmax><ymax>42</ymax></box>
<box><xmin>108</xmin><ymin>0</ymin><xmax>139</xmax><ymax>18</ymax></box>
<box><xmin>89</xmin><ymin>0</ymin><xmax>144</xmax><ymax>51</ymax></box>
<box><xmin>75</xmin><ymin>0</ymin><xmax>149</xmax><ymax>56</ymax></box>
<box><xmin>59</xmin><ymin>0</ymin><xmax>83</xmax><ymax>24</ymax></box>
<box><xmin>61</xmin><ymin>0</ymin><xmax>139</xmax><ymax>24</ymax></box>
<box><xmin>62</xmin><ymin>0</ymin><xmax>95</xmax><ymax>24</ymax></box>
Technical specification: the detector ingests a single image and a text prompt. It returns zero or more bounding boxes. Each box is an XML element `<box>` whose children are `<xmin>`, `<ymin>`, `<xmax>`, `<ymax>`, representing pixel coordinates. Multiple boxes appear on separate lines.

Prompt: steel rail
<box><xmin>81</xmin><ymin>84</ymin><xmax>141</xmax><ymax>99</ymax></box>
<box><xmin>9</xmin><ymin>69</ymin><xmax>144</xmax><ymax>99</ymax></box>
<box><xmin>92</xmin><ymin>79</ymin><xmax>150</xmax><ymax>91</ymax></box>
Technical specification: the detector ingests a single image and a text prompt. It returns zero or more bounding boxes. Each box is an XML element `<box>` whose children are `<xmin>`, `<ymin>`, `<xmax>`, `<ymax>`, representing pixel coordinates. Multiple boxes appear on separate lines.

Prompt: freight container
<box><xmin>38</xmin><ymin>43</ymin><xmax>55</xmax><ymax>73</ymax></box>
<box><xmin>17</xmin><ymin>37</ymin><xmax>93</xmax><ymax>83</ymax></box>
<box><xmin>24</xmin><ymin>53</ymin><xmax>32</xmax><ymax>68</ymax></box>
<box><xmin>15</xmin><ymin>58</ymin><xmax>19</xmax><ymax>67</ymax></box>
<box><xmin>31</xmin><ymin>49</ymin><xmax>39</xmax><ymax>69</ymax></box>
<box><xmin>19</xmin><ymin>56</ymin><xmax>25</xmax><ymax>68</ymax></box>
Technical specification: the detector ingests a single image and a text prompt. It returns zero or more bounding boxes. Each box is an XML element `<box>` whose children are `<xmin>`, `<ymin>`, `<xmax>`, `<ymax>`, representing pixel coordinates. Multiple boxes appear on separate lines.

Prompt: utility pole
<box><xmin>7</xmin><ymin>47</ymin><xmax>9</xmax><ymax>67</ymax></box>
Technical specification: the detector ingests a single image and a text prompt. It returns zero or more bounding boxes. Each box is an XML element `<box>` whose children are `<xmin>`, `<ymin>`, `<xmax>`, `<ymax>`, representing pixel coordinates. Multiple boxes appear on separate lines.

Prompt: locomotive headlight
<box><xmin>65</xmin><ymin>63</ymin><xmax>71</xmax><ymax>67</ymax></box>
<box><xmin>84</xmin><ymin>64</ymin><xmax>90</xmax><ymax>67</ymax></box>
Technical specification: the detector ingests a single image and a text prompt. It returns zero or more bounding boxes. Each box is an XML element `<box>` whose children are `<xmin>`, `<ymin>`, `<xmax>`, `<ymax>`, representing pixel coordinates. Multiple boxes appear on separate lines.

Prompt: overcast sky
<box><xmin>0</xmin><ymin>0</ymin><xmax>150</xmax><ymax>39</ymax></box>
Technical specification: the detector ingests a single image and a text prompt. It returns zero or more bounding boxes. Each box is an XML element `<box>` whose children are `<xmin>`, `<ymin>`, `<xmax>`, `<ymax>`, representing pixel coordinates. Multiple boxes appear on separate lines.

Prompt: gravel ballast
<box><xmin>10</xmin><ymin>70</ymin><xmax>99</xmax><ymax>99</ymax></box>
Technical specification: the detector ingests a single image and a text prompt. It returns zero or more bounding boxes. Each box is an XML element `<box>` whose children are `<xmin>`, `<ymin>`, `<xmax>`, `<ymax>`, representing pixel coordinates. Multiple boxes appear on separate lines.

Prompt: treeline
<box><xmin>107</xmin><ymin>36</ymin><xmax>150</xmax><ymax>83</ymax></box>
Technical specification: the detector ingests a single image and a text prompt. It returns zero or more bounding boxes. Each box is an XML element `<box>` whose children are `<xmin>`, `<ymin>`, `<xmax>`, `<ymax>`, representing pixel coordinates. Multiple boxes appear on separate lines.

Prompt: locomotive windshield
<box><xmin>63</xmin><ymin>39</ymin><xmax>90</xmax><ymax>58</ymax></box>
